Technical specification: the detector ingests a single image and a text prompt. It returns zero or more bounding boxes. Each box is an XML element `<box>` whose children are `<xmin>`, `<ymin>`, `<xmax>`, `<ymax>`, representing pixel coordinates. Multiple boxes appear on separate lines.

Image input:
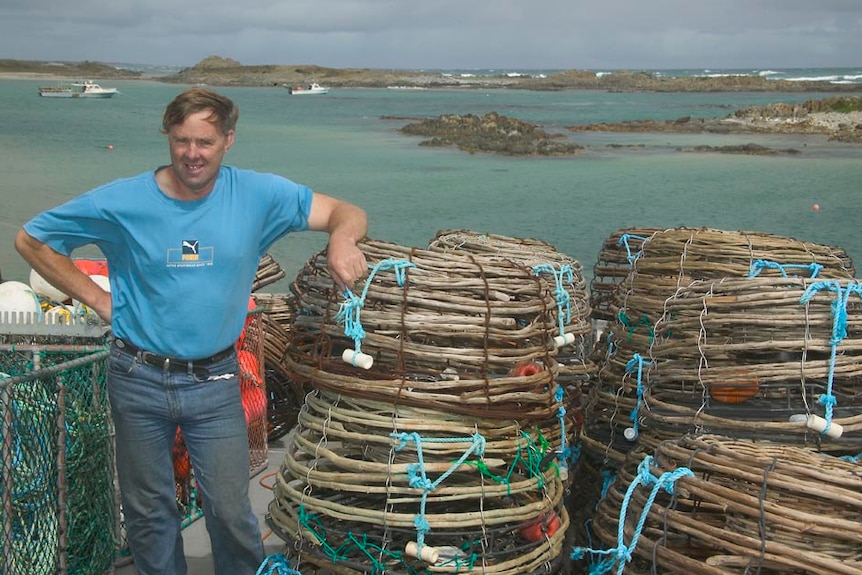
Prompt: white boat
<box><xmin>38</xmin><ymin>80</ymin><xmax>119</xmax><ymax>99</ymax></box>
<box><xmin>287</xmin><ymin>82</ymin><xmax>329</xmax><ymax>95</ymax></box>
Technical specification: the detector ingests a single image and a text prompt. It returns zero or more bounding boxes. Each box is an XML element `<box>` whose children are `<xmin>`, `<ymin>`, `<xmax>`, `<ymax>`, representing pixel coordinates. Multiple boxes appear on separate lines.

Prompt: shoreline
<box><xmin>3</xmin><ymin>57</ymin><xmax>862</xmax><ymax>93</ymax></box>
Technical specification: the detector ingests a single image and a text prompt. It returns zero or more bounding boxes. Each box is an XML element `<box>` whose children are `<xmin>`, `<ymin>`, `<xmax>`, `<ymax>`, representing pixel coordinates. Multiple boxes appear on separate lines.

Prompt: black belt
<box><xmin>114</xmin><ymin>338</ymin><xmax>235</xmax><ymax>373</ymax></box>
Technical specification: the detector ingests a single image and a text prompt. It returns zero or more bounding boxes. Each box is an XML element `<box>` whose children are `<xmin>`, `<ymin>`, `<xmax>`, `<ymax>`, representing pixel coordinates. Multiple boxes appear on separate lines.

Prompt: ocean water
<box><xmin>2</xmin><ymin>76</ymin><xmax>862</xmax><ymax>293</ymax></box>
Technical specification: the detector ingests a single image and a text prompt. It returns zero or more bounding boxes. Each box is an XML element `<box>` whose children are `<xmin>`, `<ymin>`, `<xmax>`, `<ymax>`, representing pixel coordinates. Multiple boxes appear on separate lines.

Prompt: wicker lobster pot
<box><xmin>267</xmin><ymin>389</ymin><xmax>570</xmax><ymax>575</ymax></box>
<box><xmin>585</xmin><ymin>434</ymin><xmax>862</xmax><ymax>575</ymax></box>
<box><xmin>586</xmin><ymin>228</ymin><xmax>857</xmax><ymax>463</ymax></box>
<box><xmin>285</xmin><ymin>238</ymin><xmax>571</xmax><ymax>420</ymax></box>
<box><xmin>642</xmin><ymin>276</ymin><xmax>862</xmax><ymax>451</ymax></box>
<box><xmin>252</xmin><ymin>292</ymin><xmax>308</xmax><ymax>442</ymax></box>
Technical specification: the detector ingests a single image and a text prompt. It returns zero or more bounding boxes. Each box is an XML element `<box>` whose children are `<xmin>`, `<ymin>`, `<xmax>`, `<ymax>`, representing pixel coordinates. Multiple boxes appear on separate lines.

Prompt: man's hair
<box><xmin>161</xmin><ymin>87</ymin><xmax>239</xmax><ymax>135</ymax></box>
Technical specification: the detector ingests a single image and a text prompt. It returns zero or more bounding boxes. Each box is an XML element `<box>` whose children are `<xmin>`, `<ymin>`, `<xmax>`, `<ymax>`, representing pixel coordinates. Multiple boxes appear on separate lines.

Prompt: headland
<box><xmin>3</xmin><ymin>56</ymin><xmax>862</xmax><ymax>94</ymax></box>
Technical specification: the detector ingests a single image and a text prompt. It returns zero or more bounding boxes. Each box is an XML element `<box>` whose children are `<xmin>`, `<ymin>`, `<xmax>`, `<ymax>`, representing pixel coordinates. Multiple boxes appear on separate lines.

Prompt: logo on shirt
<box><xmin>167</xmin><ymin>239</ymin><xmax>214</xmax><ymax>267</ymax></box>
<box><xmin>182</xmin><ymin>240</ymin><xmax>199</xmax><ymax>259</ymax></box>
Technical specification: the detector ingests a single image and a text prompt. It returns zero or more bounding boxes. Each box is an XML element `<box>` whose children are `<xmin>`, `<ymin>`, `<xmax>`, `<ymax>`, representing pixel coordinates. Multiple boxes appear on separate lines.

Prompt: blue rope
<box><xmin>624</xmin><ymin>353</ymin><xmax>649</xmax><ymax>439</ymax></box>
<box><xmin>617</xmin><ymin>234</ymin><xmax>648</xmax><ymax>266</ymax></box>
<box><xmin>571</xmin><ymin>456</ymin><xmax>693</xmax><ymax>575</ymax></box>
<box><xmin>799</xmin><ymin>280</ymin><xmax>862</xmax><ymax>435</ymax></box>
<box><xmin>840</xmin><ymin>451</ymin><xmax>862</xmax><ymax>463</ymax></box>
<box><xmin>334</xmin><ymin>258</ymin><xmax>416</xmax><ymax>358</ymax></box>
<box><xmin>600</xmin><ymin>469</ymin><xmax>616</xmax><ymax>502</ymax></box>
<box><xmin>391</xmin><ymin>432</ymin><xmax>487</xmax><ymax>551</ymax></box>
<box><xmin>748</xmin><ymin>259</ymin><xmax>823</xmax><ymax>279</ymax></box>
<box><xmin>255</xmin><ymin>553</ymin><xmax>302</xmax><ymax>575</ymax></box>
<box><xmin>532</xmin><ymin>263</ymin><xmax>574</xmax><ymax>337</ymax></box>
<box><xmin>554</xmin><ymin>384</ymin><xmax>570</xmax><ymax>473</ymax></box>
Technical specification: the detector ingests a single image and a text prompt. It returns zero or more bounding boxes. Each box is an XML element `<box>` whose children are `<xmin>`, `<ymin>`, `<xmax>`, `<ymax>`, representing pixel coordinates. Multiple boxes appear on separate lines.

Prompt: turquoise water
<box><xmin>2</xmin><ymin>78</ymin><xmax>862</xmax><ymax>290</ymax></box>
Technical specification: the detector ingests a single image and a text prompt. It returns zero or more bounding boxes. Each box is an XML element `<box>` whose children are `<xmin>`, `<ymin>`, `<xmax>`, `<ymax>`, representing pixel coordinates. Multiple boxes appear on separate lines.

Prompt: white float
<box><xmin>29</xmin><ymin>268</ymin><xmax>68</xmax><ymax>302</ymax></box>
<box><xmin>0</xmin><ymin>280</ymin><xmax>42</xmax><ymax>322</ymax></box>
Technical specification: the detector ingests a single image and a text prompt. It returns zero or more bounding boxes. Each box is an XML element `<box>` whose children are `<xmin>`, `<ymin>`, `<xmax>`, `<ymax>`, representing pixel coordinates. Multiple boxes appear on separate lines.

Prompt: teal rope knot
<box><xmin>335</xmin><ymin>258</ymin><xmax>417</xmax><ymax>355</ymax></box>
<box><xmin>748</xmin><ymin>259</ymin><xmax>823</xmax><ymax>279</ymax></box>
<box><xmin>532</xmin><ymin>263</ymin><xmax>574</xmax><ymax>337</ymax></box>
<box><xmin>571</xmin><ymin>456</ymin><xmax>693</xmax><ymax>575</ymax></box>
<box><xmin>617</xmin><ymin>233</ymin><xmax>648</xmax><ymax>266</ymax></box>
<box><xmin>618</xmin><ymin>311</ymin><xmax>654</xmax><ymax>344</ymax></box>
<box><xmin>391</xmin><ymin>432</ymin><xmax>487</xmax><ymax>550</ymax></box>
<box><xmin>406</xmin><ymin>463</ymin><xmax>435</xmax><ymax>491</ymax></box>
<box><xmin>255</xmin><ymin>553</ymin><xmax>302</xmax><ymax>575</ymax></box>
<box><xmin>799</xmin><ymin>280</ymin><xmax>862</xmax><ymax>434</ymax></box>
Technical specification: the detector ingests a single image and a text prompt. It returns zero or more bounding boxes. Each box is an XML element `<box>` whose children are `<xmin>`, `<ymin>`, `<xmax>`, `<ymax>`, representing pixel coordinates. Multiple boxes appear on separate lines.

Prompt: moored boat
<box><xmin>38</xmin><ymin>80</ymin><xmax>119</xmax><ymax>98</ymax></box>
<box><xmin>286</xmin><ymin>82</ymin><xmax>329</xmax><ymax>95</ymax></box>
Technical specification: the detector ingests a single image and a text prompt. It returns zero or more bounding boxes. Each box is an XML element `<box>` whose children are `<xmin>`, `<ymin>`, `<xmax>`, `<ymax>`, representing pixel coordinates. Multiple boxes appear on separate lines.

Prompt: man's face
<box><xmin>166</xmin><ymin>110</ymin><xmax>234</xmax><ymax>200</ymax></box>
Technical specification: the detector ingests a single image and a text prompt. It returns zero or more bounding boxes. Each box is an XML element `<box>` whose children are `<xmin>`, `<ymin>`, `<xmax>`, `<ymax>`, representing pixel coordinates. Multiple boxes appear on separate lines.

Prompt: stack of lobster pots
<box><xmin>573</xmin><ymin>226</ymin><xmax>862</xmax><ymax>575</ymax></box>
<box><xmin>267</xmin><ymin>233</ymin><xmax>592</xmax><ymax>575</ymax></box>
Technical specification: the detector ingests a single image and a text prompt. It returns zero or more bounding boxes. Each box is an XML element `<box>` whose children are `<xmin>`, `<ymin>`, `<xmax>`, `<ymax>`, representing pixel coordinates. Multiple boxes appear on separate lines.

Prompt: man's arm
<box><xmin>14</xmin><ymin>229</ymin><xmax>112</xmax><ymax>322</ymax></box>
<box><xmin>306</xmin><ymin>193</ymin><xmax>368</xmax><ymax>290</ymax></box>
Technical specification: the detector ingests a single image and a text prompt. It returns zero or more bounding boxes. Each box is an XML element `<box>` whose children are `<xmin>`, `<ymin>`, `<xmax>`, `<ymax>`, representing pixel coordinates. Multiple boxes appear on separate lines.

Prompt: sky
<box><xmin>1</xmin><ymin>0</ymin><xmax>861</xmax><ymax>71</ymax></box>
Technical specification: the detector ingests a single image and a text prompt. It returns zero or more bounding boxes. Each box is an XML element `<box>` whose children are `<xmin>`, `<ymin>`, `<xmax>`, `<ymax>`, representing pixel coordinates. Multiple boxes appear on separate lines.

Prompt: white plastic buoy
<box><xmin>29</xmin><ymin>268</ymin><xmax>68</xmax><ymax>302</ymax></box>
<box><xmin>90</xmin><ymin>274</ymin><xmax>110</xmax><ymax>291</ymax></box>
<box><xmin>553</xmin><ymin>332</ymin><xmax>576</xmax><ymax>348</ymax></box>
<box><xmin>342</xmin><ymin>348</ymin><xmax>373</xmax><ymax>370</ymax></box>
<box><xmin>404</xmin><ymin>542</ymin><xmax>440</xmax><ymax>564</ymax></box>
<box><xmin>806</xmin><ymin>414</ymin><xmax>844</xmax><ymax>438</ymax></box>
<box><xmin>0</xmin><ymin>281</ymin><xmax>42</xmax><ymax>321</ymax></box>
<box><xmin>623</xmin><ymin>427</ymin><xmax>638</xmax><ymax>441</ymax></box>
<box><xmin>72</xmin><ymin>274</ymin><xmax>111</xmax><ymax>306</ymax></box>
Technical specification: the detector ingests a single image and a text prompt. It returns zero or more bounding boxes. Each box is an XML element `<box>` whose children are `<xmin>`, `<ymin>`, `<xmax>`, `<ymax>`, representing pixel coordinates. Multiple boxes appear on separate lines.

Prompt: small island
<box><xmin>399</xmin><ymin>112</ymin><xmax>584</xmax><ymax>156</ymax></box>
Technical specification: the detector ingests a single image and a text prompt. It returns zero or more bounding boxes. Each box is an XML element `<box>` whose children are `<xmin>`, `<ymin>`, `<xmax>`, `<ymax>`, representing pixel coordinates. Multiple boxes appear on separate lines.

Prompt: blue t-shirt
<box><xmin>24</xmin><ymin>165</ymin><xmax>312</xmax><ymax>359</ymax></box>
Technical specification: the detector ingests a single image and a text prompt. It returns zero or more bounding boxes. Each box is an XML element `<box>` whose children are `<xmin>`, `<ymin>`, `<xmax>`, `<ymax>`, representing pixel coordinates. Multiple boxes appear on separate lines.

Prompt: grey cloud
<box><xmin>0</xmin><ymin>0</ymin><xmax>860</xmax><ymax>68</ymax></box>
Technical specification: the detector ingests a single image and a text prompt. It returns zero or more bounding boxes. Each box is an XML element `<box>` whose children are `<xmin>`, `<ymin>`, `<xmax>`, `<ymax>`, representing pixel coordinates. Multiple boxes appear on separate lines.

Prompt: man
<box><xmin>16</xmin><ymin>87</ymin><xmax>368</xmax><ymax>574</ymax></box>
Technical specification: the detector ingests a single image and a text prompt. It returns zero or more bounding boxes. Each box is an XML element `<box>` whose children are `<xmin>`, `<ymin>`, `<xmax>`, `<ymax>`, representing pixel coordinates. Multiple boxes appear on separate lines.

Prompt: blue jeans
<box><xmin>108</xmin><ymin>342</ymin><xmax>264</xmax><ymax>575</ymax></box>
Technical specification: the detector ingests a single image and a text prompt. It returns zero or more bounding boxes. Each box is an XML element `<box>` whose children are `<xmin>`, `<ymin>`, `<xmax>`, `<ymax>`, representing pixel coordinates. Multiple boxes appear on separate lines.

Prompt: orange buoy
<box><xmin>812</xmin><ymin>204</ymin><xmax>820</xmax><ymax>212</ymax></box>
<box><xmin>519</xmin><ymin>511</ymin><xmax>561</xmax><ymax>542</ymax></box>
<box><xmin>709</xmin><ymin>370</ymin><xmax>760</xmax><ymax>404</ymax></box>
<box><xmin>73</xmin><ymin>258</ymin><xmax>108</xmax><ymax>276</ymax></box>
<box><xmin>508</xmin><ymin>360</ymin><xmax>543</xmax><ymax>377</ymax></box>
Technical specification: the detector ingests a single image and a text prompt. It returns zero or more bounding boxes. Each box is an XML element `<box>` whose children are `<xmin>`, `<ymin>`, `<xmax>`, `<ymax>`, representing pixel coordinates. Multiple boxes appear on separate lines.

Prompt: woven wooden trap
<box><xmin>584</xmin><ymin>434</ymin><xmax>862</xmax><ymax>575</ymax></box>
<box><xmin>643</xmin><ymin>276</ymin><xmax>862</xmax><ymax>451</ymax></box>
<box><xmin>267</xmin><ymin>390</ymin><xmax>570</xmax><ymax>575</ymax></box>
<box><xmin>285</xmin><ymin>237</ymin><xmax>572</xmax><ymax>420</ymax></box>
<box><xmin>252</xmin><ymin>293</ymin><xmax>307</xmax><ymax>441</ymax></box>
<box><xmin>585</xmin><ymin>227</ymin><xmax>857</xmax><ymax>463</ymax></box>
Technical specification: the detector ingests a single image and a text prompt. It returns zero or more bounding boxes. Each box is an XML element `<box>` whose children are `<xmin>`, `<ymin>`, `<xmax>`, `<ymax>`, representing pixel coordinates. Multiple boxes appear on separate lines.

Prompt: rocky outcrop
<box><xmin>568</xmin><ymin>96</ymin><xmax>862</xmax><ymax>143</ymax></box>
<box><xmin>400</xmin><ymin>112</ymin><xmax>584</xmax><ymax>156</ymax></box>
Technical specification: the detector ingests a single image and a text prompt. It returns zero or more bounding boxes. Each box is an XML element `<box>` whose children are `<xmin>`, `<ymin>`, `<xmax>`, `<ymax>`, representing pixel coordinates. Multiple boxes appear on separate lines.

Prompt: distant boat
<box><xmin>287</xmin><ymin>82</ymin><xmax>329</xmax><ymax>95</ymax></box>
<box><xmin>38</xmin><ymin>80</ymin><xmax>119</xmax><ymax>99</ymax></box>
